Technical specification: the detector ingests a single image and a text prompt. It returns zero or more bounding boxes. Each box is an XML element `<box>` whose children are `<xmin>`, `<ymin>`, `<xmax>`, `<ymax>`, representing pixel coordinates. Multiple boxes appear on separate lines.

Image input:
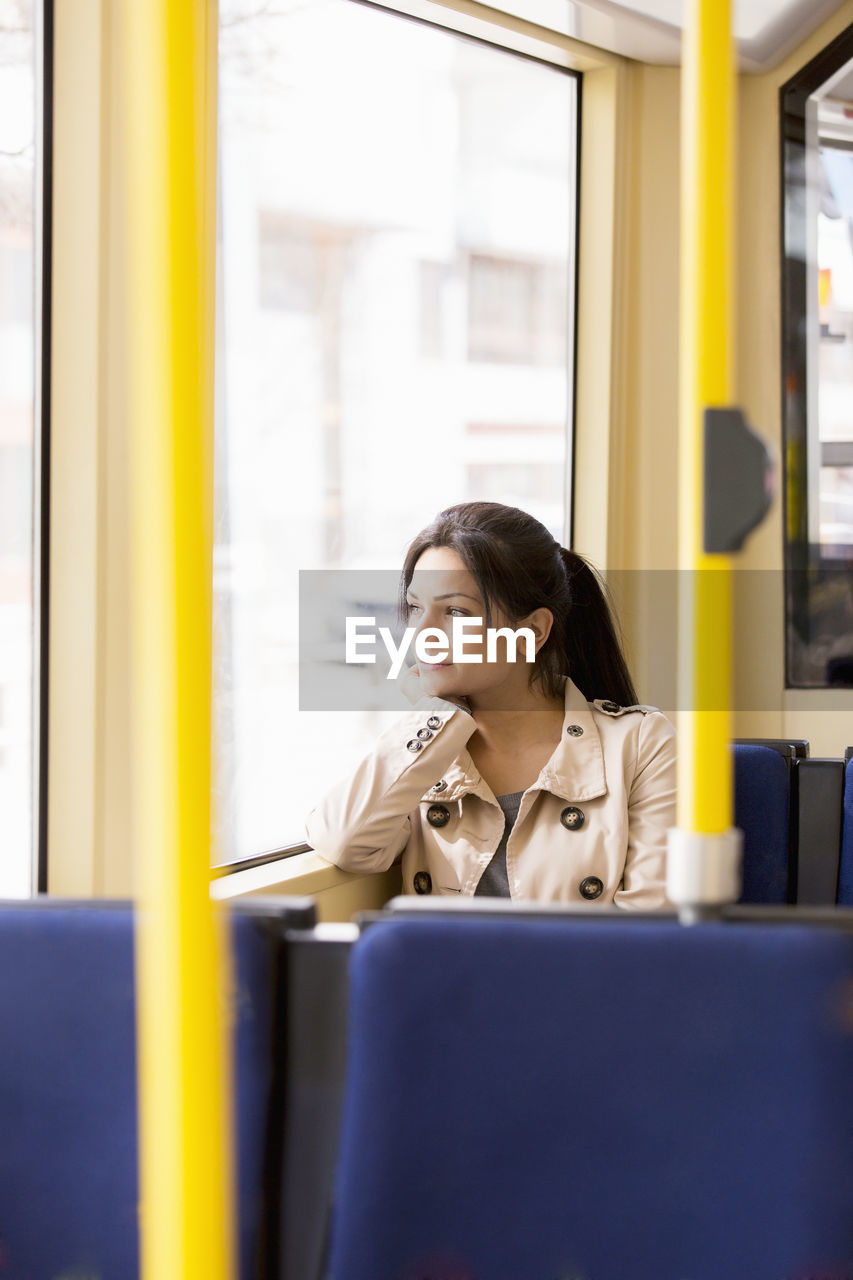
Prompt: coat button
<box><xmin>432</xmin><ymin>780</ymin><xmax>447</xmax><ymax>792</ymax></box>
<box><xmin>426</xmin><ymin>803</ymin><xmax>450</xmax><ymax>828</ymax></box>
<box><xmin>600</xmin><ymin>700</ymin><xmax>621</xmax><ymax>714</ymax></box>
<box><xmin>413</xmin><ymin>871</ymin><xmax>432</xmax><ymax>894</ymax></box>
<box><xmin>416</xmin><ymin>727</ymin><xmax>432</xmax><ymax>741</ymax></box>
<box><xmin>406</xmin><ymin>739</ymin><xmax>423</xmax><ymax>752</ymax></box>
<box><xmin>566</xmin><ymin>724</ymin><xmax>584</xmax><ymax>737</ymax></box>
<box><xmin>426</xmin><ymin>715</ymin><xmax>442</xmax><ymax>729</ymax></box>
<box><xmin>560</xmin><ymin>805</ymin><xmax>585</xmax><ymax>831</ymax></box>
<box><xmin>579</xmin><ymin>876</ymin><xmax>604</xmax><ymax>900</ymax></box>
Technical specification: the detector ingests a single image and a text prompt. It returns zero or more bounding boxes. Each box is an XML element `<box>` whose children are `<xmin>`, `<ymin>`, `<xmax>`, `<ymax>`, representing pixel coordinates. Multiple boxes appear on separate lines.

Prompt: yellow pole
<box><xmin>678</xmin><ymin>0</ymin><xmax>736</xmax><ymax>834</ymax></box>
<box><xmin>125</xmin><ymin>3</ymin><xmax>235</xmax><ymax>1278</ymax></box>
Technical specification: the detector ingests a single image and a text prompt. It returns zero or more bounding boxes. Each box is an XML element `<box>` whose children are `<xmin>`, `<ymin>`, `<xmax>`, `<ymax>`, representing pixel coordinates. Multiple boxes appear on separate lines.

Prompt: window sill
<box><xmin>210</xmin><ymin>850</ymin><xmax>403</xmax><ymax>922</ymax></box>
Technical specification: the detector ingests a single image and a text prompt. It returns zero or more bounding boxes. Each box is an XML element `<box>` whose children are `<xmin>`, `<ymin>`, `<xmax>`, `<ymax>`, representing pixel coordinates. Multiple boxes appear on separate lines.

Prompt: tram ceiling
<box><xmin>503</xmin><ymin>0</ymin><xmax>850</xmax><ymax>69</ymax></box>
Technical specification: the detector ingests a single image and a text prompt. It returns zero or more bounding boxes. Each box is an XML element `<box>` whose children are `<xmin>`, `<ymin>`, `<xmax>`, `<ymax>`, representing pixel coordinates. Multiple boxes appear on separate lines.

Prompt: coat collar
<box><xmin>423</xmin><ymin>678</ymin><xmax>607</xmax><ymax>806</ymax></box>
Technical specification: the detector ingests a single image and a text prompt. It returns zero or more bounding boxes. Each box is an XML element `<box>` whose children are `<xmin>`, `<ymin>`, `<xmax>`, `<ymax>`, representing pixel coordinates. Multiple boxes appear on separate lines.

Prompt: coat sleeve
<box><xmin>305</xmin><ymin>696</ymin><xmax>478</xmax><ymax>874</ymax></box>
<box><xmin>613</xmin><ymin>711</ymin><xmax>677</xmax><ymax>910</ymax></box>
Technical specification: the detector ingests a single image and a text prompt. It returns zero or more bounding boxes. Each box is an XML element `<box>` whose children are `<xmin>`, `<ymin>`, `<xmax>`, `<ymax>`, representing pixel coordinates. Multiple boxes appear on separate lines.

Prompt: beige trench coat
<box><xmin>306</xmin><ymin>677</ymin><xmax>677</xmax><ymax>909</ymax></box>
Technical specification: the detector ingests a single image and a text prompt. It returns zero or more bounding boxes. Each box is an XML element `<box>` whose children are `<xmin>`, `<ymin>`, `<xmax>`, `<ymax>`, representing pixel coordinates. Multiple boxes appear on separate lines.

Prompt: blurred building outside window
<box><xmin>0</xmin><ymin>0</ymin><xmax>35</xmax><ymax>896</ymax></box>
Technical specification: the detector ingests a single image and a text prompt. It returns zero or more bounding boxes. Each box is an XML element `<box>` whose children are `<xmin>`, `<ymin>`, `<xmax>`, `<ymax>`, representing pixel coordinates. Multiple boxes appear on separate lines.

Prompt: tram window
<box><xmin>215</xmin><ymin>0</ymin><xmax>578</xmax><ymax>865</ymax></box>
<box><xmin>0</xmin><ymin>0</ymin><xmax>39</xmax><ymax>896</ymax></box>
<box><xmin>782</xmin><ymin>29</ymin><xmax>853</xmax><ymax>690</ymax></box>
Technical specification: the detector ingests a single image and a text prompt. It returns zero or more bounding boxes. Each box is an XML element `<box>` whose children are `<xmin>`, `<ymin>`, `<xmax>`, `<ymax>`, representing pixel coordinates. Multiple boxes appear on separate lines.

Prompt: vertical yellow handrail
<box><xmin>679</xmin><ymin>0</ymin><xmax>735</xmax><ymax>829</ymax></box>
<box><xmin>668</xmin><ymin>0</ymin><xmax>742</xmax><ymax>911</ymax></box>
<box><xmin>125</xmin><ymin>3</ymin><xmax>235</xmax><ymax>1278</ymax></box>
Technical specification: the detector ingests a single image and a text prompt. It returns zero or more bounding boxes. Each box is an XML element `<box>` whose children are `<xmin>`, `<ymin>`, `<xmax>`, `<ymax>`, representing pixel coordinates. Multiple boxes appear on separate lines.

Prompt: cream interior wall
<box><xmin>622</xmin><ymin>64</ymin><xmax>681</xmax><ymax>576</ymax></box>
<box><xmin>572</xmin><ymin>62</ymin><xmax>630</xmax><ymax>570</ymax></box>
<box><xmin>613</xmin><ymin>11</ymin><xmax>853</xmax><ymax>758</ymax></box>
<box><xmin>735</xmin><ymin>2</ymin><xmax>853</xmax><ymax>756</ymax></box>
<box><xmin>606</xmin><ymin>63</ymin><xmax>681</xmax><ymax>714</ymax></box>
<box><xmin>49</xmin><ymin>0</ymin><xmax>135</xmax><ymax>896</ymax></box>
<box><xmin>48</xmin><ymin>0</ymin><xmax>104</xmax><ymax>894</ymax></box>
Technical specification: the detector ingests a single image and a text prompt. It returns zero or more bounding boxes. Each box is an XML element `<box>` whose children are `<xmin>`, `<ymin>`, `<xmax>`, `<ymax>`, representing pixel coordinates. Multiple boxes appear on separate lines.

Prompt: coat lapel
<box><xmin>536</xmin><ymin>678</ymin><xmax>607</xmax><ymax>803</ymax></box>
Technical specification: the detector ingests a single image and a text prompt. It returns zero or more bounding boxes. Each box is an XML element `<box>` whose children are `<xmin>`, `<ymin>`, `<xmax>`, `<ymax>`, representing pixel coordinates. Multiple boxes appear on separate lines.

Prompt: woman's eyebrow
<box><xmin>406</xmin><ymin>590</ymin><xmax>482</xmax><ymax>603</ymax></box>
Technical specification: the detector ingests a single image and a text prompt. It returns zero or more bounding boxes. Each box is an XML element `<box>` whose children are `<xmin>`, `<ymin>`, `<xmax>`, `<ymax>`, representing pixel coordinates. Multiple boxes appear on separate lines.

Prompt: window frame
<box><xmin>779</xmin><ymin>22</ymin><xmax>853</xmax><ymax>691</ymax></box>
<box><xmin>212</xmin><ymin>0</ymin><xmax>584</xmax><ymax>872</ymax></box>
<box><xmin>34</xmin><ymin>0</ymin><xmax>54</xmax><ymax>892</ymax></box>
<box><xmin>43</xmin><ymin>0</ymin><xmax>627</xmax><ymax>898</ymax></box>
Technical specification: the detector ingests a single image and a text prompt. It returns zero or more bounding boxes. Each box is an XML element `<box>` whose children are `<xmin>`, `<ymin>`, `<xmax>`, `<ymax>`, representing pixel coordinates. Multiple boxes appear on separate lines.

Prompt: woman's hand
<box><xmin>399</xmin><ymin>662</ymin><xmax>424</xmax><ymax>706</ymax></box>
<box><xmin>400</xmin><ymin>662</ymin><xmax>471</xmax><ymax>714</ymax></box>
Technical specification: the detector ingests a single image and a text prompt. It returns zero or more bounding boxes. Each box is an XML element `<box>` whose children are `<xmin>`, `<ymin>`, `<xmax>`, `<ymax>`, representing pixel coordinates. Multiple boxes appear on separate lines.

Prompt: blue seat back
<box><xmin>328</xmin><ymin>917</ymin><xmax>853</xmax><ymax>1280</ymax></box>
<box><xmin>0</xmin><ymin>901</ymin><xmax>287</xmax><ymax>1280</ymax></box>
<box><xmin>733</xmin><ymin>743</ymin><xmax>790</xmax><ymax>903</ymax></box>
<box><xmin>838</xmin><ymin>756</ymin><xmax>853</xmax><ymax>905</ymax></box>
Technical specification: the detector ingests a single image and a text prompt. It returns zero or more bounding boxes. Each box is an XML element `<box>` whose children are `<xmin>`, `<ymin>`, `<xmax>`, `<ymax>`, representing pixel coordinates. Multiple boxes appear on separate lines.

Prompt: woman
<box><xmin>306</xmin><ymin>502</ymin><xmax>676</xmax><ymax>907</ymax></box>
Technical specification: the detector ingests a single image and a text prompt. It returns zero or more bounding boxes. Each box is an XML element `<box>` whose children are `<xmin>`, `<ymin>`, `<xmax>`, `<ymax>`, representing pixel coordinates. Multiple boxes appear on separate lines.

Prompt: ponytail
<box><xmin>556</xmin><ymin>549</ymin><xmax>638</xmax><ymax>706</ymax></box>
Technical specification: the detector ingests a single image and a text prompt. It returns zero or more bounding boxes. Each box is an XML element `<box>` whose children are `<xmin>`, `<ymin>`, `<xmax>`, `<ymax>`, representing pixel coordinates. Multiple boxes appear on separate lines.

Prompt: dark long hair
<box><xmin>399</xmin><ymin>501</ymin><xmax>638</xmax><ymax>706</ymax></box>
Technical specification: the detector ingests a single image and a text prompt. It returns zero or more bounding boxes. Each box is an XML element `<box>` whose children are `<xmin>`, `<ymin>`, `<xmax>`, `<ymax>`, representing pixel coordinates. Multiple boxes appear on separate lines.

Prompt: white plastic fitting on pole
<box><xmin>666</xmin><ymin>827</ymin><xmax>743</xmax><ymax>911</ymax></box>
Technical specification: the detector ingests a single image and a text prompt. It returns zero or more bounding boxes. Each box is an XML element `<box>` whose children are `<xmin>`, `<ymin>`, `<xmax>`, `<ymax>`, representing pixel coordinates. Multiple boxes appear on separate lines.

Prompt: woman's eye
<box><xmin>406</xmin><ymin>602</ymin><xmax>470</xmax><ymax>617</ymax></box>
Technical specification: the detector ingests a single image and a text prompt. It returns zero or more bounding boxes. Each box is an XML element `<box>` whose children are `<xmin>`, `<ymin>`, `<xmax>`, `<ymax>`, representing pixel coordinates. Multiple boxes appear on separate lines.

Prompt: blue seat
<box><xmin>838</xmin><ymin>755</ymin><xmax>853</xmax><ymax>905</ymax></box>
<box><xmin>0</xmin><ymin>898</ymin><xmax>311</xmax><ymax>1280</ymax></box>
<box><xmin>733</xmin><ymin>742</ymin><xmax>791</xmax><ymax>903</ymax></box>
<box><xmin>328</xmin><ymin>916</ymin><xmax>853</xmax><ymax>1280</ymax></box>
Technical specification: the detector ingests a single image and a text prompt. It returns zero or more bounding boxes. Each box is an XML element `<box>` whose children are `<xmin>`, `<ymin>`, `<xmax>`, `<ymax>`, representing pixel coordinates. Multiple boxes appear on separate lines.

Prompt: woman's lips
<box><xmin>419</xmin><ymin>661</ymin><xmax>453</xmax><ymax>670</ymax></box>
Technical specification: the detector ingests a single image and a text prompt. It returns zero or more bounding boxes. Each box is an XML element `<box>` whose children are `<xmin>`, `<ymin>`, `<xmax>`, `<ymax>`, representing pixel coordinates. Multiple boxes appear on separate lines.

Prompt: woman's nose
<box><xmin>414</xmin><ymin>607</ymin><xmax>447</xmax><ymax>640</ymax></box>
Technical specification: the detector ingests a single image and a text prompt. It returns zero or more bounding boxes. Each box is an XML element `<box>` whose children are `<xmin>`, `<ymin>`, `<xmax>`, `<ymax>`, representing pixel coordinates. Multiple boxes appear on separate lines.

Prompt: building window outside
<box><xmin>467</xmin><ymin>252</ymin><xmax>568</xmax><ymax>365</ymax></box>
<box><xmin>215</xmin><ymin>0</ymin><xmax>578</xmax><ymax>863</ymax></box>
<box><xmin>0</xmin><ymin>0</ymin><xmax>36</xmax><ymax>896</ymax></box>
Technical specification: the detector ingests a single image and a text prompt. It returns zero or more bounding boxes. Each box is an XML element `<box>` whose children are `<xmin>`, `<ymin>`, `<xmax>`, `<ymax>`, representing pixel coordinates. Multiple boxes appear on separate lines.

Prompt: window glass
<box><xmin>817</xmin><ymin>139</ymin><xmax>853</xmax><ymax>552</ymax></box>
<box><xmin>782</xmin><ymin>38</ymin><xmax>853</xmax><ymax>688</ymax></box>
<box><xmin>0</xmin><ymin>0</ymin><xmax>35</xmax><ymax>895</ymax></box>
<box><xmin>216</xmin><ymin>0</ymin><xmax>578</xmax><ymax>862</ymax></box>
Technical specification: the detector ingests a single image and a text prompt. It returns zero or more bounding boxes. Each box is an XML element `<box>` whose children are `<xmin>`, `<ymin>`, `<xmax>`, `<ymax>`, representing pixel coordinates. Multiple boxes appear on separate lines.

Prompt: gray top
<box><xmin>473</xmin><ymin>791</ymin><xmax>524</xmax><ymax>898</ymax></box>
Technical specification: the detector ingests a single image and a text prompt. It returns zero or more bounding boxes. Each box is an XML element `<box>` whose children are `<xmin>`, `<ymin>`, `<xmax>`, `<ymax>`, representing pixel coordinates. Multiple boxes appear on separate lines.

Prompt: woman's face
<box><xmin>405</xmin><ymin>546</ymin><xmax>553</xmax><ymax>709</ymax></box>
